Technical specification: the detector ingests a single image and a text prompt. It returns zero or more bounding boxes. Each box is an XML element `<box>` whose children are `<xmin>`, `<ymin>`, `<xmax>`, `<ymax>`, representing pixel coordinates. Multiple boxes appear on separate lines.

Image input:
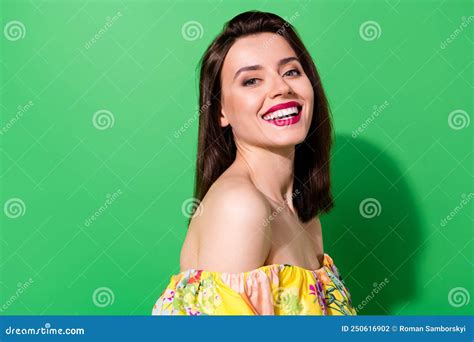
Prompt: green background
<box><xmin>0</xmin><ymin>0</ymin><xmax>472</xmax><ymax>315</ymax></box>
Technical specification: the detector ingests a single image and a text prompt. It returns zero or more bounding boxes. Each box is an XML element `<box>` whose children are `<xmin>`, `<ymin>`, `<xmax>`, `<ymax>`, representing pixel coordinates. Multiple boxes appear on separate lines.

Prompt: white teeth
<box><xmin>263</xmin><ymin>106</ymin><xmax>299</xmax><ymax>120</ymax></box>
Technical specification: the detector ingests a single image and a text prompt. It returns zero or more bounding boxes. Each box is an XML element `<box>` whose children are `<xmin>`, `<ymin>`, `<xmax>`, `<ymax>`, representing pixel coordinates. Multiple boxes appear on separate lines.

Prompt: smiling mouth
<box><xmin>262</xmin><ymin>105</ymin><xmax>302</xmax><ymax>121</ymax></box>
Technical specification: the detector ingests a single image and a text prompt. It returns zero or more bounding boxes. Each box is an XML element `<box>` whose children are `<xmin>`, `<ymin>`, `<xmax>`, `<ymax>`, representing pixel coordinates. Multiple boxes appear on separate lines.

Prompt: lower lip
<box><xmin>263</xmin><ymin>108</ymin><xmax>302</xmax><ymax>126</ymax></box>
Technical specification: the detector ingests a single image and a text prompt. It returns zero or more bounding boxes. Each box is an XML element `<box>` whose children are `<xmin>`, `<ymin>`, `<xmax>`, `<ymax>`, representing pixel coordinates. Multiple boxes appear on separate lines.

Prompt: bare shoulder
<box><xmin>186</xmin><ymin>176</ymin><xmax>273</xmax><ymax>273</ymax></box>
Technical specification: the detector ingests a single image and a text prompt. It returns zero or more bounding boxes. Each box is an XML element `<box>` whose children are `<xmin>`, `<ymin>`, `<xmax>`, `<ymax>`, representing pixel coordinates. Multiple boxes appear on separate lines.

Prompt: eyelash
<box><xmin>242</xmin><ymin>69</ymin><xmax>301</xmax><ymax>87</ymax></box>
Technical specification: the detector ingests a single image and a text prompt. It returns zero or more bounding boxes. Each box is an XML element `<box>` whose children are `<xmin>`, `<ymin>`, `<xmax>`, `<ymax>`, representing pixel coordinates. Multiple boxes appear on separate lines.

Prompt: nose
<box><xmin>268</xmin><ymin>73</ymin><xmax>293</xmax><ymax>98</ymax></box>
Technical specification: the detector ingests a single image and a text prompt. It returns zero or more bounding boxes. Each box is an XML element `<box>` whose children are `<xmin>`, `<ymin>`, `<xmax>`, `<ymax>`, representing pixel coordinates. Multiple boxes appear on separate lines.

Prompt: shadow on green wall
<box><xmin>324</xmin><ymin>133</ymin><xmax>422</xmax><ymax>315</ymax></box>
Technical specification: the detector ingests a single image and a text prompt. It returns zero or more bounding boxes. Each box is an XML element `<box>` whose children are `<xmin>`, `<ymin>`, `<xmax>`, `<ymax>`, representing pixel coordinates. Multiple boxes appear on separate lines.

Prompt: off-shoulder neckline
<box><xmin>175</xmin><ymin>253</ymin><xmax>331</xmax><ymax>277</ymax></box>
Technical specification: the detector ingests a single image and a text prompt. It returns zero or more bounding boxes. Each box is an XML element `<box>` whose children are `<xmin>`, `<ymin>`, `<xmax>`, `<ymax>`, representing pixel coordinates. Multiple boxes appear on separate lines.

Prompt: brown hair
<box><xmin>192</xmin><ymin>10</ymin><xmax>334</xmax><ymax>224</ymax></box>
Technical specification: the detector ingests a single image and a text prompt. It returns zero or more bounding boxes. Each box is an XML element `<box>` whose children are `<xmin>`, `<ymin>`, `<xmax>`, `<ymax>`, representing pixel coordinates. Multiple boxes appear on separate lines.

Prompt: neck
<box><xmin>234</xmin><ymin>144</ymin><xmax>295</xmax><ymax>208</ymax></box>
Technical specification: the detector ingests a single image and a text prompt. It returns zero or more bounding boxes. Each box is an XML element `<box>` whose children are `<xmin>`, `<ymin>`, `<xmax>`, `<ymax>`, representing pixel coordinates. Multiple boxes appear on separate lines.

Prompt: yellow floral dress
<box><xmin>152</xmin><ymin>253</ymin><xmax>356</xmax><ymax>315</ymax></box>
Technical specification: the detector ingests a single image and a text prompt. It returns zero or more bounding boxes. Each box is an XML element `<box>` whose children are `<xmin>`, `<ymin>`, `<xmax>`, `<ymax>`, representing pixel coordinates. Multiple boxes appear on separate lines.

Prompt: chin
<box><xmin>266</xmin><ymin>132</ymin><xmax>307</xmax><ymax>148</ymax></box>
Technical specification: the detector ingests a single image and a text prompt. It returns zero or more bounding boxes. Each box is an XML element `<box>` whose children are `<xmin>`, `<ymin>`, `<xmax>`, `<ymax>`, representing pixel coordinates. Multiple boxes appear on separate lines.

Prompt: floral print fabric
<box><xmin>152</xmin><ymin>253</ymin><xmax>357</xmax><ymax>315</ymax></box>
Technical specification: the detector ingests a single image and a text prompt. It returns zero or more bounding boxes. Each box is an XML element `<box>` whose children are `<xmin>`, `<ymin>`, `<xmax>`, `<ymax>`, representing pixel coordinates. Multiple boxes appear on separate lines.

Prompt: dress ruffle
<box><xmin>152</xmin><ymin>253</ymin><xmax>356</xmax><ymax>315</ymax></box>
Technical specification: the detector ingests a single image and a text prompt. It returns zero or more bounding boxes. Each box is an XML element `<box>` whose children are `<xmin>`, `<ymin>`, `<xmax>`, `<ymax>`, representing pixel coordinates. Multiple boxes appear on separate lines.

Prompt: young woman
<box><xmin>152</xmin><ymin>10</ymin><xmax>356</xmax><ymax>315</ymax></box>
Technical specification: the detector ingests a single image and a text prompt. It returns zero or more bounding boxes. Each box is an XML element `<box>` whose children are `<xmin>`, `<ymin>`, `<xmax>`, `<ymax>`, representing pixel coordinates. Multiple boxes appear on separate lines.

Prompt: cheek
<box><xmin>297</xmin><ymin>78</ymin><xmax>314</xmax><ymax>100</ymax></box>
<box><xmin>229</xmin><ymin>89</ymin><xmax>263</xmax><ymax>119</ymax></box>
<box><xmin>296</xmin><ymin>79</ymin><xmax>314</xmax><ymax>122</ymax></box>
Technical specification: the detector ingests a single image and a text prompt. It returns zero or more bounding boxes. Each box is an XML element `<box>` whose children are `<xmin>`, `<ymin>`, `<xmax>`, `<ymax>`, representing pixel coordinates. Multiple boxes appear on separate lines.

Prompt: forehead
<box><xmin>222</xmin><ymin>33</ymin><xmax>297</xmax><ymax>75</ymax></box>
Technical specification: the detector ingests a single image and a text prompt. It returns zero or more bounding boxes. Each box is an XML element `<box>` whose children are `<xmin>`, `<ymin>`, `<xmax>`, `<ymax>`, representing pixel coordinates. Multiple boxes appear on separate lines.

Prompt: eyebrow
<box><xmin>232</xmin><ymin>56</ymin><xmax>300</xmax><ymax>81</ymax></box>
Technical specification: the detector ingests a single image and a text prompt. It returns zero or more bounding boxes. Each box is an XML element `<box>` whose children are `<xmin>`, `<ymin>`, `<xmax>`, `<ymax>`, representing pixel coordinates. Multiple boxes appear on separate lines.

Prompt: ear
<box><xmin>220</xmin><ymin>108</ymin><xmax>230</xmax><ymax>127</ymax></box>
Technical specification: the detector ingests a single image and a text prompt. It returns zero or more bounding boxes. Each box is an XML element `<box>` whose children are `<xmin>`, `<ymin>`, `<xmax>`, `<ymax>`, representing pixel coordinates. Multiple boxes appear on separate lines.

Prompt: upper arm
<box><xmin>193</xmin><ymin>181</ymin><xmax>273</xmax><ymax>273</ymax></box>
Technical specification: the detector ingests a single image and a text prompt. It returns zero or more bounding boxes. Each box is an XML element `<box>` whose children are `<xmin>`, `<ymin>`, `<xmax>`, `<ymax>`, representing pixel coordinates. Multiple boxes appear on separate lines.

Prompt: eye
<box><xmin>242</xmin><ymin>78</ymin><xmax>259</xmax><ymax>87</ymax></box>
<box><xmin>284</xmin><ymin>69</ymin><xmax>301</xmax><ymax>77</ymax></box>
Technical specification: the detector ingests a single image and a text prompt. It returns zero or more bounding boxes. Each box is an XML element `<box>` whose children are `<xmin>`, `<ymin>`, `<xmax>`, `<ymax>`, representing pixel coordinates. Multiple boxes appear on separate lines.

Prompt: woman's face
<box><xmin>220</xmin><ymin>32</ymin><xmax>314</xmax><ymax>149</ymax></box>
